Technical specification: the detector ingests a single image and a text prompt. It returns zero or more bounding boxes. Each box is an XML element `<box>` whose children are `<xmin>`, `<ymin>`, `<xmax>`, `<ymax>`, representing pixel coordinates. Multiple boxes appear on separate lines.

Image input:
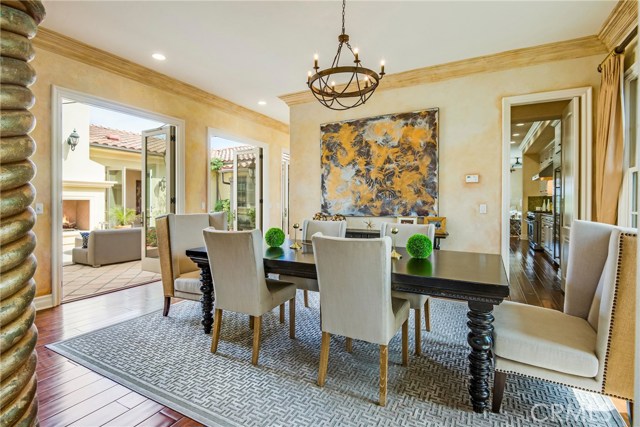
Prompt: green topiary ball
<box><xmin>264</xmin><ymin>227</ymin><xmax>285</xmax><ymax>248</ymax></box>
<box><xmin>406</xmin><ymin>234</ymin><xmax>433</xmax><ymax>259</ymax></box>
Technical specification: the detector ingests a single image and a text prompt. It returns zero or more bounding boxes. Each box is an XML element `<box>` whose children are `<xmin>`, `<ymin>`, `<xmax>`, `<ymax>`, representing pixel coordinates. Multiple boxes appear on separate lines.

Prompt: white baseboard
<box><xmin>34</xmin><ymin>294</ymin><xmax>54</xmax><ymax>311</ymax></box>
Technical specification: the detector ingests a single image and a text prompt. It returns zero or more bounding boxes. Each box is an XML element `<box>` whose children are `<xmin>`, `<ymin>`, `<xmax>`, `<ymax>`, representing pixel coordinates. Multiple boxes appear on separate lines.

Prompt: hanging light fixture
<box><xmin>307</xmin><ymin>0</ymin><xmax>385</xmax><ymax>110</ymax></box>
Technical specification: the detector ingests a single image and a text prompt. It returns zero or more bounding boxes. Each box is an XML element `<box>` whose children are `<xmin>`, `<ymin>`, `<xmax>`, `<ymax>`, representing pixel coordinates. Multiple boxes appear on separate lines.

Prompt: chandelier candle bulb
<box><xmin>354</xmin><ymin>48</ymin><xmax>359</xmax><ymax>62</ymax></box>
<box><xmin>380</xmin><ymin>60</ymin><xmax>385</xmax><ymax>75</ymax></box>
<box><xmin>307</xmin><ymin>71</ymin><xmax>312</xmax><ymax>83</ymax></box>
<box><xmin>314</xmin><ymin>54</ymin><xmax>319</xmax><ymax>69</ymax></box>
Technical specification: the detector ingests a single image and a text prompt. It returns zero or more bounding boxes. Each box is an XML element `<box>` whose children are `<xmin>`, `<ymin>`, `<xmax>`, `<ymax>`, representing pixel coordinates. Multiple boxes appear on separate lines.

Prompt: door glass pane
<box><xmin>236</xmin><ymin>158</ymin><xmax>256</xmax><ymax>230</ymax></box>
<box><xmin>106</xmin><ymin>169</ymin><xmax>122</xmax><ymax>228</ymax></box>
<box><xmin>145</xmin><ymin>132</ymin><xmax>168</xmax><ymax>258</ymax></box>
<box><xmin>629</xmin><ymin>78</ymin><xmax>637</xmax><ymax>168</ymax></box>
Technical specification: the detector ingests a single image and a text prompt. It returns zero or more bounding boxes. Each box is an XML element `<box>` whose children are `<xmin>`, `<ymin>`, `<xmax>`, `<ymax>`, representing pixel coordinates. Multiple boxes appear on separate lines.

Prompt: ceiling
<box><xmin>41</xmin><ymin>1</ymin><xmax>617</xmax><ymax>124</ymax></box>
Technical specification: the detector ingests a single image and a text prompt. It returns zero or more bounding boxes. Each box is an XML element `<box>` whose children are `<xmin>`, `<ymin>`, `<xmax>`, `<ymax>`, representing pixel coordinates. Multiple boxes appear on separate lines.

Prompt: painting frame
<box><xmin>425</xmin><ymin>216</ymin><xmax>447</xmax><ymax>234</ymax></box>
<box><xmin>397</xmin><ymin>217</ymin><xmax>418</xmax><ymax>225</ymax></box>
<box><xmin>320</xmin><ymin>108</ymin><xmax>439</xmax><ymax>217</ymax></box>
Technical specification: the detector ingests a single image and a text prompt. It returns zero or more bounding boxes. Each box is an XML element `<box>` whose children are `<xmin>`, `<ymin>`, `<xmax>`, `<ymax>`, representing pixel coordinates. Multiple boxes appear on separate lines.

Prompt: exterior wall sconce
<box><xmin>67</xmin><ymin>128</ymin><xmax>80</xmax><ymax>151</ymax></box>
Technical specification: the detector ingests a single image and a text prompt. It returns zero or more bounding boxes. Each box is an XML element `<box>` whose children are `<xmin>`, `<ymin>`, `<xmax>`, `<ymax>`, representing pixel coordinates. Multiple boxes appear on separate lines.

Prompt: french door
<box><xmin>141</xmin><ymin>125</ymin><xmax>176</xmax><ymax>272</ymax></box>
<box><xmin>560</xmin><ymin>98</ymin><xmax>579</xmax><ymax>290</ymax></box>
<box><xmin>232</xmin><ymin>147</ymin><xmax>262</xmax><ymax>231</ymax></box>
<box><xmin>281</xmin><ymin>152</ymin><xmax>290</xmax><ymax>235</ymax></box>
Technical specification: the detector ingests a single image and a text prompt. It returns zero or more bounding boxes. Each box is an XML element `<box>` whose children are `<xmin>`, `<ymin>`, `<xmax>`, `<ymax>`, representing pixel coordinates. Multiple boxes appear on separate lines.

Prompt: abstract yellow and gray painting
<box><xmin>320</xmin><ymin>108</ymin><xmax>438</xmax><ymax>217</ymax></box>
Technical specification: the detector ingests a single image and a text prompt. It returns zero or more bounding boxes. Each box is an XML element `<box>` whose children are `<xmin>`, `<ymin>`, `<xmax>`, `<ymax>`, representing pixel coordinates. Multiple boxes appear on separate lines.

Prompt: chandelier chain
<box><xmin>341</xmin><ymin>0</ymin><xmax>346</xmax><ymax>35</ymax></box>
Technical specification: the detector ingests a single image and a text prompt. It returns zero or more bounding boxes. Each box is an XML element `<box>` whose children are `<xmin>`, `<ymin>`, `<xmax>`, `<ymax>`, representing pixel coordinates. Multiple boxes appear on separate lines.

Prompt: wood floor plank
<box><xmin>116</xmin><ymin>391</ymin><xmax>149</xmax><ymax>409</ymax></box>
<box><xmin>135</xmin><ymin>411</ymin><xmax>176</xmax><ymax>427</ymax></box>
<box><xmin>102</xmin><ymin>400</ymin><xmax>165</xmax><ymax>427</ymax></box>
<box><xmin>169</xmin><ymin>418</ymin><xmax>204</xmax><ymax>427</ymax></box>
<box><xmin>41</xmin><ymin>384</ymin><xmax>130</xmax><ymax>427</ymax></box>
<box><xmin>68</xmin><ymin>401</ymin><xmax>129</xmax><ymax>427</ymax></box>
<box><xmin>38</xmin><ymin>377</ymin><xmax>117</xmax><ymax>421</ymax></box>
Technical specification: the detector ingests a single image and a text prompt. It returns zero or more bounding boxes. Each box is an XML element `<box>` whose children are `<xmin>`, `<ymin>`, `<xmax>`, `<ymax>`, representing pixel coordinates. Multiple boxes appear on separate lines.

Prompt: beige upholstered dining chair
<box><xmin>157</xmin><ymin>212</ymin><xmax>227</xmax><ymax>316</ymax></box>
<box><xmin>203</xmin><ymin>229</ymin><xmax>297</xmax><ymax>365</ymax></box>
<box><xmin>380</xmin><ymin>222</ymin><xmax>435</xmax><ymax>355</ymax></box>
<box><xmin>281</xmin><ymin>219</ymin><xmax>346</xmax><ymax>307</ymax></box>
<box><xmin>492</xmin><ymin>220</ymin><xmax>636</xmax><ymax>414</ymax></box>
<box><xmin>312</xmin><ymin>234</ymin><xmax>410</xmax><ymax>406</ymax></box>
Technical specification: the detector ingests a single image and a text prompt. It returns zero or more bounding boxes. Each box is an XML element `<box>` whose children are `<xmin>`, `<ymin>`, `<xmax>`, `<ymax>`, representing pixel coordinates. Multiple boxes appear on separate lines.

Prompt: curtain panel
<box><xmin>594</xmin><ymin>54</ymin><xmax>625</xmax><ymax>225</ymax></box>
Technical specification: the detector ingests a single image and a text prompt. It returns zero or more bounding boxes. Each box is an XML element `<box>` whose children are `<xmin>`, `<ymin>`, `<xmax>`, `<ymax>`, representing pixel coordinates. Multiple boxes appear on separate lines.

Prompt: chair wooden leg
<box><xmin>251</xmin><ymin>316</ymin><xmax>262</xmax><ymax>365</ymax></box>
<box><xmin>279</xmin><ymin>304</ymin><xmax>285</xmax><ymax>323</ymax></box>
<box><xmin>345</xmin><ymin>337</ymin><xmax>352</xmax><ymax>353</ymax></box>
<box><xmin>210</xmin><ymin>309</ymin><xmax>223</xmax><ymax>353</ymax></box>
<box><xmin>249</xmin><ymin>315</ymin><xmax>254</xmax><ymax>329</ymax></box>
<box><xmin>424</xmin><ymin>299</ymin><xmax>431</xmax><ymax>332</ymax></box>
<box><xmin>163</xmin><ymin>296</ymin><xmax>171</xmax><ymax>316</ymax></box>
<box><xmin>402</xmin><ymin>320</ymin><xmax>409</xmax><ymax>367</ymax></box>
<box><xmin>304</xmin><ymin>290</ymin><xmax>309</xmax><ymax>307</ymax></box>
<box><xmin>317</xmin><ymin>332</ymin><xmax>331</xmax><ymax>386</ymax></box>
<box><xmin>379</xmin><ymin>344</ymin><xmax>388</xmax><ymax>406</ymax></box>
<box><xmin>289</xmin><ymin>296</ymin><xmax>296</xmax><ymax>339</ymax></box>
<box><xmin>628</xmin><ymin>400</ymin><xmax>633</xmax><ymax>425</ymax></box>
<box><xmin>492</xmin><ymin>371</ymin><xmax>507</xmax><ymax>413</ymax></box>
<box><xmin>414</xmin><ymin>309</ymin><xmax>421</xmax><ymax>356</ymax></box>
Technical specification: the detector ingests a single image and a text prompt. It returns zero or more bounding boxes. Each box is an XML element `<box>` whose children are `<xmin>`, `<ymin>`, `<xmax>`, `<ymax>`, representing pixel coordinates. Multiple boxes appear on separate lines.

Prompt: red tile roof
<box><xmin>211</xmin><ymin>146</ymin><xmax>256</xmax><ymax>170</ymax></box>
<box><xmin>89</xmin><ymin>125</ymin><xmax>165</xmax><ymax>153</ymax></box>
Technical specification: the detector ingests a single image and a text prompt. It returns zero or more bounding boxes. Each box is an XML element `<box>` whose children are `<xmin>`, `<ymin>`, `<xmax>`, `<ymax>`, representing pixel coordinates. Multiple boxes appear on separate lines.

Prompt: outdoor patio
<box><xmin>62</xmin><ymin>260</ymin><xmax>161</xmax><ymax>301</ymax></box>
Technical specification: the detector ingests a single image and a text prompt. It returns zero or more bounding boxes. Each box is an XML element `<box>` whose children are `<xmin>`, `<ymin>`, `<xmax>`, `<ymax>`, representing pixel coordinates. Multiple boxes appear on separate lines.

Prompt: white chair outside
<box><xmin>380</xmin><ymin>222</ymin><xmax>435</xmax><ymax>355</ymax></box>
<box><xmin>203</xmin><ymin>229</ymin><xmax>297</xmax><ymax>365</ymax></box>
<box><xmin>492</xmin><ymin>220</ymin><xmax>636</xmax><ymax>415</ymax></box>
<box><xmin>312</xmin><ymin>234</ymin><xmax>410</xmax><ymax>406</ymax></box>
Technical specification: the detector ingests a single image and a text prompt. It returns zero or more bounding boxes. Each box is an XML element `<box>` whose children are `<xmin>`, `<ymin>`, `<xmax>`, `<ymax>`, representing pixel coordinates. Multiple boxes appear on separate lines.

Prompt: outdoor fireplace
<box><xmin>62</xmin><ymin>200</ymin><xmax>90</xmax><ymax>230</ymax></box>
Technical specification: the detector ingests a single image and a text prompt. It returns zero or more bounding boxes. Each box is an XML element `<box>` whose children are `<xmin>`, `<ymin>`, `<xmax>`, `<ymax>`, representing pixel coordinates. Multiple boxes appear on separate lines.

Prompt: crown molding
<box><xmin>33</xmin><ymin>28</ymin><xmax>289</xmax><ymax>134</ymax></box>
<box><xmin>279</xmin><ymin>35</ymin><xmax>606</xmax><ymax>107</ymax></box>
<box><xmin>598</xmin><ymin>0</ymin><xmax>638</xmax><ymax>51</ymax></box>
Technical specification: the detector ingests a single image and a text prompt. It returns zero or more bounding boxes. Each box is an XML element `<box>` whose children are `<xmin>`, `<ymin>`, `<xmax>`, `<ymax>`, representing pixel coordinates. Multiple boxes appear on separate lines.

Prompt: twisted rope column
<box><xmin>0</xmin><ymin>1</ymin><xmax>45</xmax><ymax>426</ymax></box>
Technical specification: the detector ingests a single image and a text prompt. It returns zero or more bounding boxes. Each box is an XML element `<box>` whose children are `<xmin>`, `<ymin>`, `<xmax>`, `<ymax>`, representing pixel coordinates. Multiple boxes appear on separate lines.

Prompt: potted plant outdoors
<box><xmin>109</xmin><ymin>205</ymin><xmax>139</xmax><ymax>229</ymax></box>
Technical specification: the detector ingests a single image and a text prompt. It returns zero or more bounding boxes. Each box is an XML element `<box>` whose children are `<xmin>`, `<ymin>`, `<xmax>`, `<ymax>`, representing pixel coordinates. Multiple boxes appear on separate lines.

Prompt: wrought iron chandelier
<box><xmin>307</xmin><ymin>0</ymin><xmax>385</xmax><ymax>110</ymax></box>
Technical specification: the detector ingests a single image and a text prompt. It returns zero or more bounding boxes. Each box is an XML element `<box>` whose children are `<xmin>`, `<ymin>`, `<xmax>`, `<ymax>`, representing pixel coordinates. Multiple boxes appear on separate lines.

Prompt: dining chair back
<box><xmin>157</xmin><ymin>212</ymin><xmax>227</xmax><ymax>316</ymax></box>
<box><xmin>203</xmin><ymin>228</ymin><xmax>297</xmax><ymax>365</ymax></box>
<box><xmin>381</xmin><ymin>222</ymin><xmax>436</xmax><ymax>355</ymax></box>
<box><xmin>302</xmin><ymin>219</ymin><xmax>347</xmax><ymax>240</ymax></box>
<box><xmin>380</xmin><ymin>222</ymin><xmax>435</xmax><ymax>247</ymax></box>
<box><xmin>312</xmin><ymin>234</ymin><xmax>410</xmax><ymax>406</ymax></box>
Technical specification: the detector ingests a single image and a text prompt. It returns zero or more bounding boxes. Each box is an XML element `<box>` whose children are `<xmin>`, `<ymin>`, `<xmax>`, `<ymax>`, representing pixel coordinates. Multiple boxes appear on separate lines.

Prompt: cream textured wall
<box><xmin>289</xmin><ymin>55</ymin><xmax>602</xmax><ymax>254</ymax></box>
<box><xmin>31</xmin><ymin>47</ymin><xmax>289</xmax><ymax>297</ymax></box>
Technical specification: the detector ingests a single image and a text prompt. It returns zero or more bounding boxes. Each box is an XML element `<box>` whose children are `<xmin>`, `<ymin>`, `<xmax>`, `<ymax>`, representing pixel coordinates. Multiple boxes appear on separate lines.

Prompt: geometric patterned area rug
<box><xmin>47</xmin><ymin>294</ymin><xmax>624</xmax><ymax>427</ymax></box>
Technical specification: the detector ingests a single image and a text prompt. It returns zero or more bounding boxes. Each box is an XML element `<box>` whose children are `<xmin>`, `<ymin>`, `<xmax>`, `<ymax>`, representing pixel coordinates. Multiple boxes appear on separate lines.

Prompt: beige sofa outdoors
<box><xmin>72</xmin><ymin>228</ymin><xmax>142</xmax><ymax>267</ymax></box>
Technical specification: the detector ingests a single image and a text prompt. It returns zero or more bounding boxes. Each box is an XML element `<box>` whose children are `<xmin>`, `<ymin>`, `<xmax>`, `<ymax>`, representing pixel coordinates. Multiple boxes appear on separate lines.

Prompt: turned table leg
<box><xmin>467</xmin><ymin>301</ymin><xmax>494</xmax><ymax>413</ymax></box>
<box><xmin>199</xmin><ymin>263</ymin><xmax>215</xmax><ymax>334</ymax></box>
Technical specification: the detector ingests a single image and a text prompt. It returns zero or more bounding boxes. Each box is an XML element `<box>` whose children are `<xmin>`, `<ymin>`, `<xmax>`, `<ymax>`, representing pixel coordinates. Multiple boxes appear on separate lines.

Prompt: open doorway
<box><xmin>53</xmin><ymin>88</ymin><xmax>184</xmax><ymax>305</ymax></box>
<box><xmin>502</xmin><ymin>88</ymin><xmax>593</xmax><ymax>310</ymax></box>
<box><xmin>208</xmin><ymin>134</ymin><xmax>264</xmax><ymax>231</ymax></box>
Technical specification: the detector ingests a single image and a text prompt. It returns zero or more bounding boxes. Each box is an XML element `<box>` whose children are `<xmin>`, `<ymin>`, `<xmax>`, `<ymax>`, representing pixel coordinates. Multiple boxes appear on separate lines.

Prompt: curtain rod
<box><xmin>598</xmin><ymin>26</ymin><xmax>638</xmax><ymax>72</ymax></box>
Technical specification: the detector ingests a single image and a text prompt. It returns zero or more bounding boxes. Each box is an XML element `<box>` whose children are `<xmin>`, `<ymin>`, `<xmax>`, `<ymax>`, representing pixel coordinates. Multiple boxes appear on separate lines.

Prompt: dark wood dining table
<box><xmin>186</xmin><ymin>241</ymin><xmax>509</xmax><ymax>413</ymax></box>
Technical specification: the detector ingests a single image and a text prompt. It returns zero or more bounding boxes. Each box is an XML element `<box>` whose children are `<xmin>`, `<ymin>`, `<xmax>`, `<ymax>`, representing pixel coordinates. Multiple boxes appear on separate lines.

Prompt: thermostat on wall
<box><xmin>465</xmin><ymin>174</ymin><xmax>479</xmax><ymax>183</ymax></box>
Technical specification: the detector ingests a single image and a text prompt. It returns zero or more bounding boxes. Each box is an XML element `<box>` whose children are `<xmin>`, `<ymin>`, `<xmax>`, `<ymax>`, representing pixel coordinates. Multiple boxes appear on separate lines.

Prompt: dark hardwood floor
<box><xmin>35</xmin><ymin>247</ymin><xmax>627</xmax><ymax>426</ymax></box>
<box><xmin>36</xmin><ymin>282</ymin><xmax>202</xmax><ymax>426</ymax></box>
<box><xmin>508</xmin><ymin>237</ymin><xmax>564</xmax><ymax>310</ymax></box>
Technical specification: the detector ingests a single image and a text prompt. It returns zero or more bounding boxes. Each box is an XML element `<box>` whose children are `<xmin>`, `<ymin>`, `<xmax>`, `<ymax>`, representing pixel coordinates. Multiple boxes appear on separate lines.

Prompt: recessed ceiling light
<box><xmin>258</xmin><ymin>100</ymin><xmax>267</xmax><ymax>106</ymax></box>
<box><xmin>516</xmin><ymin>123</ymin><xmax>525</xmax><ymax>127</ymax></box>
<box><xmin>152</xmin><ymin>53</ymin><xmax>166</xmax><ymax>61</ymax></box>
<box><xmin>512</xmin><ymin>133</ymin><xmax>520</xmax><ymax>137</ymax></box>
<box><xmin>511</xmin><ymin>141</ymin><xmax>516</xmax><ymax>144</ymax></box>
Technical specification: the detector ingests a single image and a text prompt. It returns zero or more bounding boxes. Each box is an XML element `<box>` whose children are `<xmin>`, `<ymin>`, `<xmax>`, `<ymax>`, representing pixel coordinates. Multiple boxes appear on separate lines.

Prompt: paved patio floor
<box><xmin>63</xmin><ymin>260</ymin><xmax>161</xmax><ymax>302</ymax></box>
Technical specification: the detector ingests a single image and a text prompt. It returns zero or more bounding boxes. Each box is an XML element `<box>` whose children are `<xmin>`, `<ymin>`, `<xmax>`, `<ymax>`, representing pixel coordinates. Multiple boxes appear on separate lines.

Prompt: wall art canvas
<box><xmin>320</xmin><ymin>108</ymin><xmax>438</xmax><ymax>217</ymax></box>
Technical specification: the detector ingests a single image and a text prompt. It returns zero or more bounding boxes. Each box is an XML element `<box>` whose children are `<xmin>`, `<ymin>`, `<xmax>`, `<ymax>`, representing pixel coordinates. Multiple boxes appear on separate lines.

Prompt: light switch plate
<box><xmin>479</xmin><ymin>204</ymin><xmax>487</xmax><ymax>214</ymax></box>
<box><xmin>465</xmin><ymin>174</ymin><xmax>479</xmax><ymax>183</ymax></box>
<box><xmin>35</xmin><ymin>202</ymin><xmax>44</xmax><ymax>214</ymax></box>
